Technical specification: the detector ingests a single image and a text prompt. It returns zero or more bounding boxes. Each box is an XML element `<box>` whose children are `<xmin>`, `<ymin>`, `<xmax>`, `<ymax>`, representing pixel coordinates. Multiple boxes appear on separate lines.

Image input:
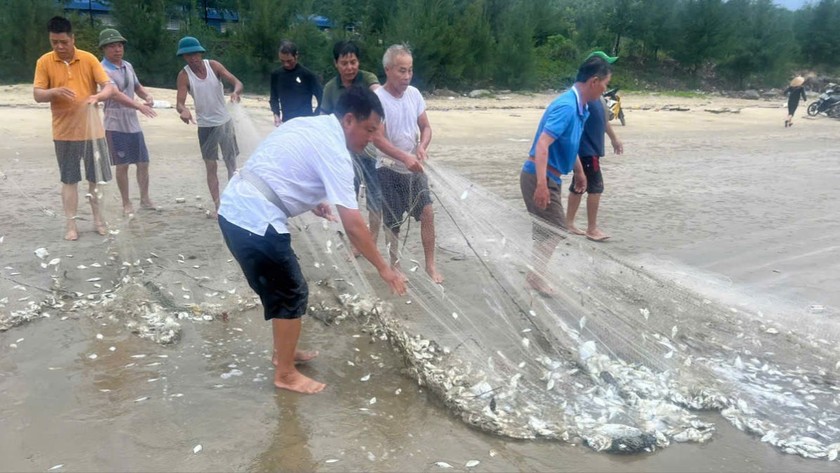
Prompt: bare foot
<box><xmin>526</xmin><ymin>271</ymin><xmax>556</xmax><ymax>297</ymax></box>
<box><xmin>567</xmin><ymin>225</ymin><xmax>586</xmax><ymax>236</ymax></box>
<box><xmin>123</xmin><ymin>203</ymin><xmax>135</xmax><ymax>216</ymax></box>
<box><xmin>64</xmin><ymin>226</ymin><xmax>79</xmax><ymax>241</ymax></box>
<box><xmin>273</xmin><ymin>350</ymin><xmax>320</xmax><ymax>366</ymax></box>
<box><xmin>585</xmin><ymin>229</ymin><xmax>610</xmax><ymax>242</ymax></box>
<box><xmin>140</xmin><ymin>200</ymin><xmax>157</xmax><ymax>210</ymax></box>
<box><xmin>295</xmin><ymin>350</ymin><xmax>319</xmax><ymax>363</ymax></box>
<box><xmin>274</xmin><ymin>370</ymin><xmax>326</xmax><ymax>394</ymax></box>
<box><xmin>94</xmin><ymin>221</ymin><xmax>108</xmax><ymax>236</ymax></box>
<box><xmin>426</xmin><ymin>264</ymin><xmax>444</xmax><ymax>284</ymax></box>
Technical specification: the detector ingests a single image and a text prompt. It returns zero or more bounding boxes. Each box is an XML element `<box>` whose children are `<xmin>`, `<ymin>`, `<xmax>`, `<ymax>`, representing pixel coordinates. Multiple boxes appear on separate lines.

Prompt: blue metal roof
<box><xmin>63</xmin><ymin>1</ymin><xmax>111</xmax><ymax>13</ymax></box>
<box><xmin>61</xmin><ymin>1</ymin><xmax>239</xmax><ymax>22</ymax></box>
<box><xmin>204</xmin><ymin>8</ymin><xmax>239</xmax><ymax>22</ymax></box>
<box><xmin>309</xmin><ymin>15</ymin><xmax>334</xmax><ymax>28</ymax></box>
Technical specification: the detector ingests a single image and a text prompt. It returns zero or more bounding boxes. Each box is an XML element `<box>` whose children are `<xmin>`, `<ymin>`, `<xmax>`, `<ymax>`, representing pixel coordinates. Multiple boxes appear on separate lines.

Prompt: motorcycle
<box><xmin>604</xmin><ymin>87</ymin><xmax>625</xmax><ymax>126</ymax></box>
<box><xmin>806</xmin><ymin>83</ymin><xmax>840</xmax><ymax>117</ymax></box>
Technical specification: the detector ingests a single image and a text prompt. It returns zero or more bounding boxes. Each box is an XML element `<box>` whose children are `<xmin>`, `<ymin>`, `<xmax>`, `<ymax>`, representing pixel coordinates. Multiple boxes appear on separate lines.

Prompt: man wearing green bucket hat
<box><xmin>175</xmin><ymin>36</ymin><xmax>244</xmax><ymax>219</ymax></box>
<box><xmin>99</xmin><ymin>28</ymin><xmax>158</xmax><ymax>216</ymax></box>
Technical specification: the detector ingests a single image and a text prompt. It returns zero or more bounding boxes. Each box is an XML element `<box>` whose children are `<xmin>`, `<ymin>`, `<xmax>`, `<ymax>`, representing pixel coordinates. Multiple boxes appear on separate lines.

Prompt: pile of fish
<box><xmin>337</xmin><ymin>293</ymin><xmax>718</xmax><ymax>453</ymax></box>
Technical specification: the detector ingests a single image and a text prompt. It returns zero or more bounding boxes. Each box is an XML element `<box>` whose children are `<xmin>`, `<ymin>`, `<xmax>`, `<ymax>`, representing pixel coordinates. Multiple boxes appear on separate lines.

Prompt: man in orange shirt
<box><xmin>34</xmin><ymin>16</ymin><xmax>115</xmax><ymax>241</ymax></box>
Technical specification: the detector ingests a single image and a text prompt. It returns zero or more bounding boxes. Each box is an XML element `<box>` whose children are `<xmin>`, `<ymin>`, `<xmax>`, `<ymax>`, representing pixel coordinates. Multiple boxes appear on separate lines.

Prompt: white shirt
<box><xmin>375</xmin><ymin>86</ymin><xmax>425</xmax><ymax>173</ymax></box>
<box><xmin>218</xmin><ymin>115</ymin><xmax>358</xmax><ymax>235</ymax></box>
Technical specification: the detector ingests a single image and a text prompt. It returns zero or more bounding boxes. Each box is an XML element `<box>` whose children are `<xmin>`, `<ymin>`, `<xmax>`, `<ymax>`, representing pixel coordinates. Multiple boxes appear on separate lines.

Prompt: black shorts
<box><xmin>218</xmin><ymin>216</ymin><xmax>308</xmax><ymax>320</ymax></box>
<box><xmin>569</xmin><ymin>155</ymin><xmax>604</xmax><ymax>194</ymax></box>
<box><xmin>198</xmin><ymin>120</ymin><xmax>239</xmax><ymax>164</ymax></box>
<box><xmin>54</xmin><ymin>139</ymin><xmax>113</xmax><ymax>184</ymax></box>
<box><xmin>377</xmin><ymin>167</ymin><xmax>433</xmax><ymax>231</ymax></box>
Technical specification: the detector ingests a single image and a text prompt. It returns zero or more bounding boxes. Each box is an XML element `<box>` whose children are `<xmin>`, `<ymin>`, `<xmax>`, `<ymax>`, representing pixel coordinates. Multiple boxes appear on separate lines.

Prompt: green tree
<box><xmin>669</xmin><ymin>0</ymin><xmax>730</xmax><ymax>75</ymax></box>
<box><xmin>492</xmin><ymin>1</ymin><xmax>536</xmax><ymax>89</ymax></box>
<box><xmin>0</xmin><ymin>0</ymin><xmax>59</xmax><ymax>82</ymax></box>
<box><xmin>798</xmin><ymin>0</ymin><xmax>840</xmax><ymax>66</ymax></box>
<box><xmin>459</xmin><ymin>0</ymin><xmax>496</xmax><ymax>85</ymax></box>
<box><xmin>382</xmin><ymin>0</ymin><xmax>467</xmax><ymax>89</ymax></box>
<box><xmin>718</xmin><ymin>0</ymin><xmax>796</xmax><ymax>88</ymax></box>
<box><xmin>110</xmin><ymin>0</ymin><xmax>178</xmax><ymax>86</ymax></box>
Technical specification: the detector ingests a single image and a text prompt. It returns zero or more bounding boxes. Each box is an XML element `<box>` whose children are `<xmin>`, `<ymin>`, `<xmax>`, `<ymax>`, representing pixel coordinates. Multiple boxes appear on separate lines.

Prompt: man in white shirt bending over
<box><xmin>218</xmin><ymin>86</ymin><xmax>405</xmax><ymax>394</ymax></box>
<box><xmin>373</xmin><ymin>44</ymin><xmax>444</xmax><ymax>284</ymax></box>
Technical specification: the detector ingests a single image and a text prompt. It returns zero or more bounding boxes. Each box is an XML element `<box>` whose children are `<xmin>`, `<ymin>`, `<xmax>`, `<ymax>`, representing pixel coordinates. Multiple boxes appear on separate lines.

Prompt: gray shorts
<box><xmin>54</xmin><ymin>139</ymin><xmax>113</xmax><ymax>184</ymax></box>
<box><xmin>198</xmin><ymin>120</ymin><xmax>238</xmax><ymax>164</ymax></box>
<box><xmin>520</xmin><ymin>170</ymin><xmax>565</xmax><ymax>240</ymax></box>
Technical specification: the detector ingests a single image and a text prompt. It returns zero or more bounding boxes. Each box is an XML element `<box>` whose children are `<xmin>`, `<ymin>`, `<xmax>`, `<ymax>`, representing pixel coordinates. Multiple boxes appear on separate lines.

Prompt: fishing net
<box><xmin>6</xmin><ymin>103</ymin><xmax>838</xmax><ymax>461</ymax></box>
<box><xmin>283</xmin><ymin>130</ymin><xmax>840</xmax><ymax>459</ymax></box>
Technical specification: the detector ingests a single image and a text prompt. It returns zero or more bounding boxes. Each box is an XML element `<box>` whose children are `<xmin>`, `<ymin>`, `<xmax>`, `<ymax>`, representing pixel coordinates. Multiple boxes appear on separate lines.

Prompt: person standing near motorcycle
<box><xmin>566</xmin><ymin>51</ymin><xmax>624</xmax><ymax>242</ymax></box>
<box><xmin>784</xmin><ymin>75</ymin><xmax>807</xmax><ymax>128</ymax></box>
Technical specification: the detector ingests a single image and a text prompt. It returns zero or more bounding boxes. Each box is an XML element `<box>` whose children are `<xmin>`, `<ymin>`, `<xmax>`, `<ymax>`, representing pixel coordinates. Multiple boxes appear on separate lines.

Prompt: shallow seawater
<box><xmin>1</xmin><ymin>303</ymin><xmax>837</xmax><ymax>472</ymax></box>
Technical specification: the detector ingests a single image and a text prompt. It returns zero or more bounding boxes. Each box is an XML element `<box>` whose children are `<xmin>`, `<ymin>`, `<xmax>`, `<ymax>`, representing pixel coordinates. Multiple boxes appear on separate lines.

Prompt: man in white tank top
<box><xmin>175</xmin><ymin>36</ymin><xmax>244</xmax><ymax>219</ymax></box>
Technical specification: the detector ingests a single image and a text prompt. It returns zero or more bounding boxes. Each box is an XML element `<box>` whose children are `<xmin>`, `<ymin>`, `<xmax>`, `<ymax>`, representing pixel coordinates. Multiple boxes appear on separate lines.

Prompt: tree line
<box><xmin>1</xmin><ymin>0</ymin><xmax>839</xmax><ymax>93</ymax></box>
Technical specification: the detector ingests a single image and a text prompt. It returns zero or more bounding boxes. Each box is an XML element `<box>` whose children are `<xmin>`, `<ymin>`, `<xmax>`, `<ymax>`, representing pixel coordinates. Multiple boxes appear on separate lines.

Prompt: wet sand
<box><xmin>2</xmin><ymin>84</ymin><xmax>839</xmax><ymax>471</ymax></box>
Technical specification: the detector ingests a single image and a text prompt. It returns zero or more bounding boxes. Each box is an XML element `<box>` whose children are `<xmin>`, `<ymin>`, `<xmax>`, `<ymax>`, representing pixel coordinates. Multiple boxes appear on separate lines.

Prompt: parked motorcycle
<box><xmin>806</xmin><ymin>83</ymin><xmax>840</xmax><ymax>117</ymax></box>
<box><xmin>604</xmin><ymin>87</ymin><xmax>625</xmax><ymax>125</ymax></box>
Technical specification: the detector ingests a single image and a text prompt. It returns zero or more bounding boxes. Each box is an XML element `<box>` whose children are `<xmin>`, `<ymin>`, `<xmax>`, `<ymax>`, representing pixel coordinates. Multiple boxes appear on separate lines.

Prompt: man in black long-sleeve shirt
<box><xmin>269</xmin><ymin>40</ymin><xmax>322</xmax><ymax>126</ymax></box>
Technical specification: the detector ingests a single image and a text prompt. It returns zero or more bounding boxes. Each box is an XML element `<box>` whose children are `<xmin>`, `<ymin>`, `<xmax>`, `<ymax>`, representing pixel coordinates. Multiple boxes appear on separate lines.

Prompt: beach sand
<box><xmin>1</xmin><ymin>83</ymin><xmax>839</xmax><ymax>471</ymax></box>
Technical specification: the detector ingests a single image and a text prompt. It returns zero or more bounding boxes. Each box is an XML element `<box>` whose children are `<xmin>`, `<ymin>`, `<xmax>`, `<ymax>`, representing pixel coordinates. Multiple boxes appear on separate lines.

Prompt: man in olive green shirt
<box><xmin>322</xmin><ymin>41</ymin><xmax>383</xmax><ymax>251</ymax></box>
<box><xmin>321</xmin><ymin>41</ymin><xmax>379</xmax><ymax>114</ymax></box>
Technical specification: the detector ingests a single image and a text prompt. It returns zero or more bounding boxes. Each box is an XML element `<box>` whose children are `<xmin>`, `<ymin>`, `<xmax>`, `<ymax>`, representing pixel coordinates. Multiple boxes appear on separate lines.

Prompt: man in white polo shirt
<box><xmin>218</xmin><ymin>86</ymin><xmax>405</xmax><ymax>395</ymax></box>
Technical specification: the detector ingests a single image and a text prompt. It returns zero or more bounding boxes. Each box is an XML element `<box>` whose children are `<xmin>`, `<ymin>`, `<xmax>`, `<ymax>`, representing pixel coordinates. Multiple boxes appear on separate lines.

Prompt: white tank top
<box><xmin>184</xmin><ymin>59</ymin><xmax>230</xmax><ymax>127</ymax></box>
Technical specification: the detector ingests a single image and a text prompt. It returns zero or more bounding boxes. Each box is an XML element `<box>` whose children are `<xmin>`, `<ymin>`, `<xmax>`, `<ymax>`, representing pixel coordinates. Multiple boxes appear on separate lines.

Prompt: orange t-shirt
<box><xmin>33</xmin><ymin>49</ymin><xmax>110</xmax><ymax>141</ymax></box>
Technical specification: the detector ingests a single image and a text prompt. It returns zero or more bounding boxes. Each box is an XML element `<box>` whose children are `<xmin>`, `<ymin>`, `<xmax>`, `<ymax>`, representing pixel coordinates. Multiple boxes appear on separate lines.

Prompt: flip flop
<box><xmin>586</xmin><ymin>234</ymin><xmax>610</xmax><ymax>242</ymax></box>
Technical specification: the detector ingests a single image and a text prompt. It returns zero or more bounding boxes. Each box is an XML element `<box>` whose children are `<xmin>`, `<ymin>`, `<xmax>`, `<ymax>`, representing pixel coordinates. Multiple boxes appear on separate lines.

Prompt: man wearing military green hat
<box><xmin>175</xmin><ymin>36</ymin><xmax>244</xmax><ymax>219</ymax></box>
<box><xmin>99</xmin><ymin>28</ymin><xmax>158</xmax><ymax>216</ymax></box>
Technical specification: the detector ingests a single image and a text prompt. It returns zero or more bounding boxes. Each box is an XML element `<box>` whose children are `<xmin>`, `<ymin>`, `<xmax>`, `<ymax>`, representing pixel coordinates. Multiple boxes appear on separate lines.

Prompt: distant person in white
<box><xmin>175</xmin><ymin>36</ymin><xmax>243</xmax><ymax>219</ymax></box>
<box><xmin>373</xmin><ymin>44</ymin><xmax>443</xmax><ymax>284</ymax></box>
<box><xmin>218</xmin><ymin>86</ymin><xmax>406</xmax><ymax>395</ymax></box>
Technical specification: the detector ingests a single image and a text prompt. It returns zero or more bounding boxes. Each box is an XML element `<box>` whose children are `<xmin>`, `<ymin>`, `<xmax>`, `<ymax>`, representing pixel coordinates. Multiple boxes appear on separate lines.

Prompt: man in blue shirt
<box><xmin>520</xmin><ymin>56</ymin><xmax>612</xmax><ymax>295</ymax></box>
<box><xmin>567</xmin><ymin>51</ymin><xmax>624</xmax><ymax>242</ymax></box>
